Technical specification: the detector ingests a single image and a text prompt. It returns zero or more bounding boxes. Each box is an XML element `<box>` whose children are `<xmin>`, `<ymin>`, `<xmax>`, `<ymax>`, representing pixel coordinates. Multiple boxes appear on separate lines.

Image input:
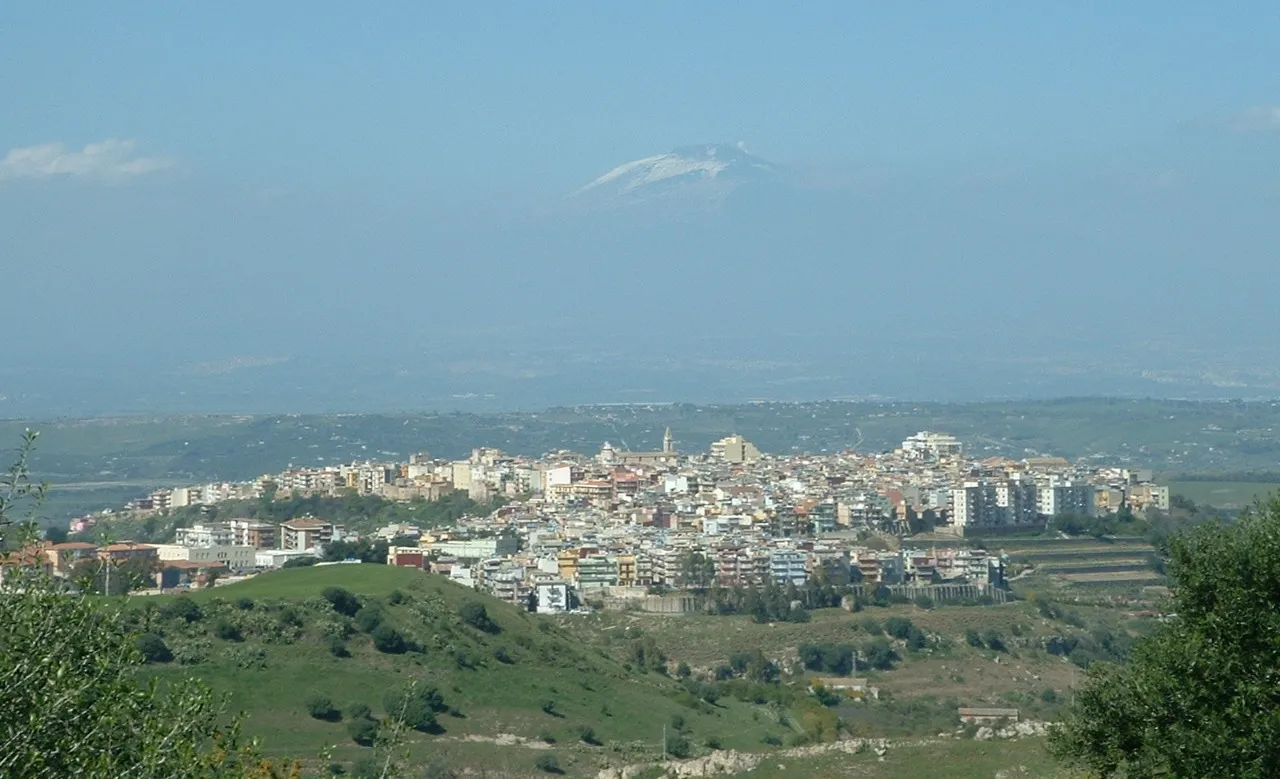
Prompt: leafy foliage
<box><xmin>798</xmin><ymin>642</ymin><xmax>855</xmax><ymax>675</ymax></box>
<box><xmin>457</xmin><ymin>601</ymin><xmax>499</xmax><ymax>633</ymax></box>
<box><xmin>345</xmin><ymin>716</ymin><xmax>379</xmax><ymax>747</ymax></box>
<box><xmin>137</xmin><ymin>632</ymin><xmax>173</xmax><ymax>663</ymax></box>
<box><xmin>306</xmin><ymin>694</ymin><xmax>341</xmax><ymax>722</ymax></box>
<box><xmin>321</xmin><ymin>586</ymin><xmax>362</xmax><ymax>617</ymax></box>
<box><xmin>0</xmin><ymin>574</ymin><xmax>291</xmax><ymax>778</ymax></box>
<box><xmin>1050</xmin><ymin>498</ymin><xmax>1280</xmax><ymax>778</ymax></box>
<box><xmin>382</xmin><ymin>681</ymin><xmax>445</xmax><ymax>732</ymax></box>
<box><xmin>370</xmin><ymin>624</ymin><xmax>407</xmax><ymax>654</ymax></box>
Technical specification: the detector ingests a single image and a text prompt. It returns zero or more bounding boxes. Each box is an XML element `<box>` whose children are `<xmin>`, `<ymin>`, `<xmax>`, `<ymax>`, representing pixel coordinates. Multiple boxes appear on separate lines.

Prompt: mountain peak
<box><xmin>570</xmin><ymin>143</ymin><xmax>776</xmax><ymax>203</ymax></box>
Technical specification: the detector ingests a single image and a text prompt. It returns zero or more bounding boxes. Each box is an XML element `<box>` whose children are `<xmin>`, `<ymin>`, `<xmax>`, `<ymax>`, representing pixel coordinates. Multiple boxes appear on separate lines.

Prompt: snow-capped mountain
<box><xmin>569</xmin><ymin>143</ymin><xmax>777</xmax><ymax>206</ymax></box>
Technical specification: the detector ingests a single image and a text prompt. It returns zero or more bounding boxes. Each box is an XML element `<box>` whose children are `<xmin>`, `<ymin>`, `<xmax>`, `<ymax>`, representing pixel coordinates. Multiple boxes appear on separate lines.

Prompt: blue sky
<box><xmin>4</xmin><ymin>3</ymin><xmax>1277</xmax><ymax>191</ymax></box>
<box><xmin>2</xmin><ymin>3</ymin><xmax>1279</xmax><ymax>414</ymax></box>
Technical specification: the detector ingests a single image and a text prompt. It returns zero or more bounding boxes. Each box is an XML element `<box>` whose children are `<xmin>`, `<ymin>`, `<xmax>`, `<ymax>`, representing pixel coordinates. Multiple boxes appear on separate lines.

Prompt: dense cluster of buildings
<box><xmin>39</xmin><ymin>430</ymin><xmax>1169</xmax><ymax>603</ymax></box>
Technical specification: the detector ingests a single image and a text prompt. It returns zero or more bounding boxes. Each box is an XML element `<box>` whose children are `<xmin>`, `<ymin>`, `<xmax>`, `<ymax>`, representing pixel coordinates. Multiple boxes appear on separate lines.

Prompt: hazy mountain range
<box><xmin>4</xmin><ymin>141</ymin><xmax>1279</xmax><ymax>418</ymax></box>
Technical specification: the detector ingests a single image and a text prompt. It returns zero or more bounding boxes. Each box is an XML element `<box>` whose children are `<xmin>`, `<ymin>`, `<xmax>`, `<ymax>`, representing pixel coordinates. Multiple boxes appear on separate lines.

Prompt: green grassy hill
<box><xmin>126</xmin><ymin>566</ymin><xmax>814</xmax><ymax>777</ymax></box>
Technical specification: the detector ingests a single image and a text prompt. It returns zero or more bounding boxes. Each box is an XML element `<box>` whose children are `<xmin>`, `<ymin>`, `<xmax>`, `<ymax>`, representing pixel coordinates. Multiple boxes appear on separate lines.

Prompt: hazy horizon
<box><xmin>5</xmin><ymin>4</ymin><xmax>1279</xmax><ymax>418</ymax></box>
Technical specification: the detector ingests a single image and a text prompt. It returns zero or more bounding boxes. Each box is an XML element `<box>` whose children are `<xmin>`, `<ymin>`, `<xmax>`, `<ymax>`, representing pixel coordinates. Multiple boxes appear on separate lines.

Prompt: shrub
<box><xmin>322</xmin><ymin>586</ymin><xmax>362</xmax><ymax>617</ymax></box>
<box><xmin>704</xmin><ymin>735</ymin><xmax>723</xmax><ymax>750</ymax></box>
<box><xmin>883</xmin><ymin>617</ymin><xmax>914</xmax><ymax>640</ymax></box>
<box><xmin>347</xmin><ymin>702</ymin><xmax>372</xmax><ymax>720</ymax></box>
<box><xmin>458</xmin><ymin>601</ymin><xmax>499</xmax><ymax>633</ymax></box>
<box><xmin>171</xmin><ymin>637</ymin><xmax>211</xmax><ymax>665</ymax></box>
<box><xmin>281</xmin><ymin>556</ymin><xmax>317</xmax><ymax>568</ymax></box>
<box><xmin>353</xmin><ymin>605</ymin><xmax>384</xmax><ymax>633</ymax></box>
<box><xmin>213</xmin><ymin>618</ymin><xmax>243</xmax><ymax>642</ymax></box>
<box><xmin>537</xmin><ymin>730</ymin><xmax>557</xmax><ymax>743</ymax></box>
<box><xmin>534</xmin><ymin>753</ymin><xmax>562</xmax><ymax>773</ymax></box>
<box><xmin>983</xmin><ymin>629</ymin><xmax>1006</xmax><ymax>653</ymax></box>
<box><xmin>371</xmin><ymin>624</ymin><xmax>407</xmax><ymax>654</ymax></box>
<box><xmin>136</xmin><ymin>632</ymin><xmax>172</xmax><ymax>663</ymax></box>
<box><xmin>677</xmin><ymin>661</ymin><xmax>692</xmax><ymax>678</ymax></box>
<box><xmin>306</xmin><ymin>694</ymin><xmax>341</xmax><ymax>721</ymax></box>
<box><xmin>862</xmin><ymin>637</ymin><xmax>899</xmax><ymax>670</ymax></box>
<box><xmin>858</xmin><ymin>616</ymin><xmax>882</xmax><ymax>634</ymax></box>
<box><xmin>913</xmin><ymin>595</ymin><xmax>935</xmax><ymax>610</ymax></box>
<box><xmin>540</xmin><ymin>699</ymin><xmax>559</xmax><ymax>716</ymax></box>
<box><xmin>327</xmin><ymin>762</ymin><xmax>346</xmax><ymax>775</ymax></box>
<box><xmin>382</xmin><ymin>682</ymin><xmax>446</xmax><ymax>732</ymax></box>
<box><xmin>165</xmin><ymin>598</ymin><xmax>202</xmax><ymax>623</ymax></box>
<box><xmin>492</xmin><ymin>646</ymin><xmax>514</xmax><ymax>664</ymax></box>
<box><xmin>965</xmin><ymin>628</ymin><xmax>985</xmax><ymax>648</ymax></box>
<box><xmin>1041</xmin><ymin>688</ymin><xmax>1059</xmax><ymax>704</ymax></box>
<box><xmin>328</xmin><ymin>636</ymin><xmax>351</xmax><ymax>658</ymax></box>
<box><xmin>225</xmin><ymin>645</ymin><xmax>267</xmax><ymax>669</ymax></box>
<box><xmin>346</xmin><ymin>716</ymin><xmax>379</xmax><ymax>747</ymax></box>
<box><xmin>387</xmin><ymin>589</ymin><xmax>407</xmax><ymax>605</ymax></box>
<box><xmin>578</xmin><ymin>726</ymin><xmax>601</xmax><ymax>745</ymax></box>
<box><xmin>234</xmin><ymin>597</ymin><xmax>255</xmax><ymax>610</ymax></box>
<box><xmin>669</xmin><ymin>714</ymin><xmax>686</xmax><ymax>732</ymax></box>
<box><xmin>666</xmin><ymin>733</ymin><xmax>691</xmax><ymax>758</ymax></box>
<box><xmin>278</xmin><ymin>605</ymin><xmax>305</xmax><ymax>628</ymax></box>
<box><xmin>904</xmin><ymin>626</ymin><xmax>928</xmax><ymax>651</ymax></box>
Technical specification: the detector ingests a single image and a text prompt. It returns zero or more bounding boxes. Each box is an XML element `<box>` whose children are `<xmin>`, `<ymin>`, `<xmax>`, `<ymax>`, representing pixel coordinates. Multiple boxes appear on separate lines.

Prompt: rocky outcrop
<box><xmin>974</xmin><ymin>721</ymin><xmax>1051</xmax><ymax>741</ymax></box>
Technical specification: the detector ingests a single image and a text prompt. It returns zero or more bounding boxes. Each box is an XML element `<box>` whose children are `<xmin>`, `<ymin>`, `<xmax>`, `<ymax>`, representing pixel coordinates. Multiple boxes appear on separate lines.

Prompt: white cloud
<box><xmin>0</xmin><ymin>139</ymin><xmax>175</xmax><ymax>182</ymax></box>
<box><xmin>1230</xmin><ymin>105</ymin><xmax>1280</xmax><ymax>133</ymax></box>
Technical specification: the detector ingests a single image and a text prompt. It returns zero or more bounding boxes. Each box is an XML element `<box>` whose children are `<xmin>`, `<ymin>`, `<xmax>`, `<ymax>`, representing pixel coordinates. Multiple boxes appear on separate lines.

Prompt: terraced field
<box><xmin>998</xmin><ymin>537</ymin><xmax>1165</xmax><ymax>598</ymax></box>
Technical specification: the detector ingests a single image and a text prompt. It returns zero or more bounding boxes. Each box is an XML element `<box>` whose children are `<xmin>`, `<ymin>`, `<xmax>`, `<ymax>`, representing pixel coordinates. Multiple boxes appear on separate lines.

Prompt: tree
<box><xmin>370</xmin><ymin>624</ymin><xmax>407</xmax><ymax>654</ymax></box>
<box><xmin>1050</xmin><ymin>498</ymin><xmax>1280</xmax><ymax>778</ymax></box>
<box><xmin>137</xmin><ymin>632</ymin><xmax>173</xmax><ymax>663</ymax></box>
<box><xmin>457</xmin><ymin>601</ymin><xmax>499</xmax><ymax>633</ymax></box>
<box><xmin>861</xmin><ymin>638</ymin><xmax>899</xmax><ymax>670</ymax></box>
<box><xmin>165</xmin><ymin>597</ymin><xmax>203</xmax><ymax>623</ymax></box>
<box><xmin>306</xmin><ymin>694</ymin><xmax>341</xmax><ymax>722</ymax></box>
<box><xmin>382</xmin><ymin>681</ymin><xmax>445</xmax><ymax>733</ymax></box>
<box><xmin>534</xmin><ymin>754</ymin><xmax>562</xmax><ymax>773</ymax></box>
<box><xmin>322</xmin><ymin>586</ymin><xmax>362</xmax><ymax>617</ymax></box>
<box><xmin>346</xmin><ymin>716</ymin><xmax>379</xmax><ymax>747</ymax></box>
<box><xmin>0</xmin><ymin>432</ymin><xmax>296</xmax><ymax>777</ymax></box>
<box><xmin>353</xmin><ymin>604</ymin><xmax>384</xmax><ymax>633</ymax></box>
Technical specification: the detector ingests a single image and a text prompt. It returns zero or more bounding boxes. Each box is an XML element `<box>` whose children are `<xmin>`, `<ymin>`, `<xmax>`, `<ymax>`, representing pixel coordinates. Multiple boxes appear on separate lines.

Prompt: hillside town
<box><xmin>9</xmin><ymin>430</ymin><xmax>1171</xmax><ymax>605</ymax></box>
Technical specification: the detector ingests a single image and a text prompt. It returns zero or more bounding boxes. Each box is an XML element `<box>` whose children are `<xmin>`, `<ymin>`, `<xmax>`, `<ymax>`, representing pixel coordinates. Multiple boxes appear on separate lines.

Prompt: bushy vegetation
<box><xmin>798</xmin><ymin>642</ymin><xmax>855</xmax><ymax>675</ymax></box>
<box><xmin>382</xmin><ymin>681</ymin><xmax>446</xmax><ymax>732</ymax></box>
<box><xmin>306</xmin><ymin>694</ymin><xmax>341</xmax><ymax>722</ymax></box>
<box><xmin>1052</xmin><ymin>497</ymin><xmax>1280</xmax><ymax>777</ymax></box>
<box><xmin>458</xmin><ymin>601</ymin><xmax>499</xmax><ymax>633</ymax></box>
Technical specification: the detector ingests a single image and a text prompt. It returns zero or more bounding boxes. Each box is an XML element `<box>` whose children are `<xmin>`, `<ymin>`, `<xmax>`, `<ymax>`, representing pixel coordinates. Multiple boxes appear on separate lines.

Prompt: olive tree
<box><xmin>0</xmin><ymin>432</ymin><xmax>296</xmax><ymax>778</ymax></box>
<box><xmin>1050</xmin><ymin>497</ymin><xmax>1280</xmax><ymax>778</ymax></box>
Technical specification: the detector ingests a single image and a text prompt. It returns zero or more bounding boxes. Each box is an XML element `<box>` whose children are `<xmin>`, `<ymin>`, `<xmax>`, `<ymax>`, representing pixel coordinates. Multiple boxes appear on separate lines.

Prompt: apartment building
<box><xmin>175</xmin><ymin>522</ymin><xmax>235</xmax><ymax>547</ymax></box>
<box><xmin>576</xmin><ymin>555</ymin><xmax>619</xmax><ymax>589</ymax></box>
<box><xmin>229</xmin><ymin>518</ymin><xmax>277</xmax><ymax>549</ymax></box>
<box><xmin>280</xmin><ymin>518</ymin><xmax>334</xmax><ymax>551</ymax></box>
<box><xmin>1037</xmin><ymin>482</ymin><xmax>1097</xmax><ymax>517</ymax></box>
<box><xmin>768</xmin><ymin>548</ymin><xmax>808</xmax><ymax>586</ymax></box>
<box><xmin>710</xmin><ymin>435</ymin><xmax>762</xmax><ymax>464</ymax></box>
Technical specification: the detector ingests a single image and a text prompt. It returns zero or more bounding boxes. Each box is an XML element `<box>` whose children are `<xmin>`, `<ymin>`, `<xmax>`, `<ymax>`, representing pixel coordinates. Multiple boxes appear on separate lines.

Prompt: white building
<box><xmin>768</xmin><ymin>549</ymin><xmax>808</xmax><ymax>586</ymax></box>
<box><xmin>535</xmin><ymin>582</ymin><xmax>570</xmax><ymax>614</ymax></box>
<box><xmin>426</xmin><ymin>536</ymin><xmax>520</xmax><ymax>560</ymax></box>
<box><xmin>901</xmin><ymin>432</ymin><xmax>963</xmax><ymax>460</ymax></box>
<box><xmin>175</xmin><ymin>523</ymin><xmax>235</xmax><ymax>548</ymax></box>
<box><xmin>1038</xmin><ymin>482</ymin><xmax>1098</xmax><ymax>517</ymax></box>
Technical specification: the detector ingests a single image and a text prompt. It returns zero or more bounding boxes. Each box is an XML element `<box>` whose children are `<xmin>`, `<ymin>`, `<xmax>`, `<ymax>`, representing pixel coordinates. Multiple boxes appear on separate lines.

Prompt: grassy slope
<box><xmin>139</xmin><ymin>566</ymin><xmax>792</xmax><ymax>776</ymax></box>
<box><xmin>574</xmin><ymin>599</ymin><xmax>1137</xmax><ymax>718</ymax></box>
